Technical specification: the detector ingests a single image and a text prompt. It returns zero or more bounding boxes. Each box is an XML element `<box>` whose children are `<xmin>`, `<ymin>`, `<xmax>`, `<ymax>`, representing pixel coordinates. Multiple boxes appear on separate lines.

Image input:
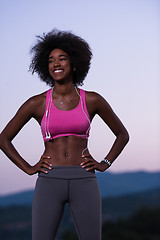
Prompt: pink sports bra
<box><xmin>41</xmin><ymin>88</ymin><xmax>91</xmax><ymax>141</ymax></box>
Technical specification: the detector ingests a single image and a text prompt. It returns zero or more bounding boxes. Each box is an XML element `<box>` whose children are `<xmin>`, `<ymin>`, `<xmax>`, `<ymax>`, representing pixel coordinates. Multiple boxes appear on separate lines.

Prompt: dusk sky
<box><xmin>0</xmin><ymin>0</ymin><xmax>159</xmax><ymax>195</ymax></box>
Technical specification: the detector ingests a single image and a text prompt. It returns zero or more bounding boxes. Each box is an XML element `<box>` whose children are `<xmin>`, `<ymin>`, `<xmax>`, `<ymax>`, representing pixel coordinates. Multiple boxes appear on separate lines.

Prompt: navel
<box><xmin>64</xmin><ymin>152</ymin><xmax>68</xmax><ymax>157</ymax></box>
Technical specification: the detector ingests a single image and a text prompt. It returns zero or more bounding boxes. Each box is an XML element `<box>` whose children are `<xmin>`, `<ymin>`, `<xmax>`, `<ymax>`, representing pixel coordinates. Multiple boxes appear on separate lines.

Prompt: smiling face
<box><xmin>48</xmin><ymin>48</ymin><xmax>73</xmax><ymax>84</ymax></box>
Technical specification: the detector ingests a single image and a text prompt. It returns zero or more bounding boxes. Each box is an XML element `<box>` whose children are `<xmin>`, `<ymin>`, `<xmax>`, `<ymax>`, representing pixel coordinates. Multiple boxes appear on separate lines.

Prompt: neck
<box><xmin>53</xmin><ymin>82</ymin><xmax>76</xmax><ymax>96</ymax></box>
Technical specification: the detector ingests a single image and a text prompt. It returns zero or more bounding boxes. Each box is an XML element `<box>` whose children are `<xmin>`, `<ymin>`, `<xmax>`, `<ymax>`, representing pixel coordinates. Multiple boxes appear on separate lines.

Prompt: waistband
<box><xmin>38</xmin><ymin>166</ymin><xmax>96</xmax><ymax>180</ymax></box>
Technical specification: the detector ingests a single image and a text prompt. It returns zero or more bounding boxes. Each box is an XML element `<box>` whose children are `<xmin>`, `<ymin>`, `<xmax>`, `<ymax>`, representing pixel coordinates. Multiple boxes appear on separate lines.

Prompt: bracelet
<box><xmin>101</xmin><ymin>159</ymin><xmax>112</xmax><ymax>166</ymax></box>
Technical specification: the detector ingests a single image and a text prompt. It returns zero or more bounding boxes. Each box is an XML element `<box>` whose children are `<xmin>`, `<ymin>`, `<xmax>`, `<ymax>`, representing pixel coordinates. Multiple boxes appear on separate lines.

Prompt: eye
<box><xmin>60</xmin><ymin>57</ymin><xmax>67</xmax><ymax>61</ymax></box>
<box><xmin>48</xmin><ymin>59</ymin><xmax>54</xmax><ymax>64</ymax></box>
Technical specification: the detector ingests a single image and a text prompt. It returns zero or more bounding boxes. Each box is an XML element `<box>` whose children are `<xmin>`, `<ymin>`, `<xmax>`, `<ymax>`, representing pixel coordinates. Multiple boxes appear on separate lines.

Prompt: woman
<box><xmin>0</xmin><ymin>29</ymin><xmax>129</xmax><ymax>240</ymax></box>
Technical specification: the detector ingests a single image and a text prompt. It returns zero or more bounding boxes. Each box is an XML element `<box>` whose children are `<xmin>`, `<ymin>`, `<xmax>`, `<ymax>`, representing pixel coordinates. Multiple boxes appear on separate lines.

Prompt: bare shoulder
<box><xmin>84</xmin><ymin>90</ymin><xmax>111</xmax><ymax>119</ymax></box>
<box><xmin>85</xmin><ymin>90</ymin><xmax>107</xmax><ymax>102</ymax></box>
<box><xmin>10</xmin><ymin>90</ymin><xmax>47</xmax><ymax>124</ymax></box>
<box><xmin>84</xmin><ymin>89</ymin><xmax>129</xmax><ymax>138</ymax></box>
<box><xmin>18</xmin><ymin>90</ymin><xmax>48</xmax><ymax>122</ymax></box>
<box><xmin>85</xmin><ymin>90</ymin><xmax>100</xmax><ymax>100</ymax></box>
<box><xmin>24</xmin><ymin>91</ymin><xmax>47</xmax><ymax>108</ymax></box>
<box><xmin>0</xmin><ymin>90</ymin><xmax>48</xmax><ymax>139</ymax></box>
<box><xmin>85</xmin><ymin>90</ymin><xmax>110</xmax><ymax>110</ymax></box>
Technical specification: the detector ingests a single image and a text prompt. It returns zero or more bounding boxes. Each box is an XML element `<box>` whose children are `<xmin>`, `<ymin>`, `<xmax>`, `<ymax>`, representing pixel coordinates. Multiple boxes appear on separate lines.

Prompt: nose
<box><xmin>54</xmin><ymin>60</ymin><xmax>61</xmax><ymax>67</ymax></box>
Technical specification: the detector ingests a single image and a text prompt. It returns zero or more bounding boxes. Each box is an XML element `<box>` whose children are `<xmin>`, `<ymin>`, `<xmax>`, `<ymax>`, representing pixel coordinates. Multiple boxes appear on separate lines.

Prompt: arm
<box><xmin>81</xmin><ymin>92</ymin><xmax>129</xmax><ymax>171</ymax></box>
<box><xmin>0</xmin><ymin>95</ymin><xmax>52</xmax><ymax>175</ymax></box>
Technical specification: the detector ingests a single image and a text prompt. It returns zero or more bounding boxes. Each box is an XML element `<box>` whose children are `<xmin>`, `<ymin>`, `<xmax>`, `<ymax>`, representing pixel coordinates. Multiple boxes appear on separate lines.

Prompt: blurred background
<box><xmin>0</xmin><ymin>0</ymin><xmax>160</xmax><ymax>239</ymax></box>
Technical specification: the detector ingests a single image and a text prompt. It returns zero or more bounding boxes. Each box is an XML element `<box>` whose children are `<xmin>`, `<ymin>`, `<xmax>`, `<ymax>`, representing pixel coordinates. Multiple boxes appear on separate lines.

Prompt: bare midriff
<box><xmin>43</xmin><ymin>135</ymin><xmax>89</xmax><ymax>166</ymax></box>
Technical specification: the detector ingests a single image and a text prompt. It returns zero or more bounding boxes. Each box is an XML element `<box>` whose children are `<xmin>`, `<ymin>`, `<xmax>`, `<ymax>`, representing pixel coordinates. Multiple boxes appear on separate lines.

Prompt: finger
<box><xmin>41</xmin><ymin>163</ymin><xmax>52</xmax><ymax>170</ymax></box>
<box><xmin>81</xmin><ymin>156</ymin><xmax>93</xmax><ymax>163</ymax></box>
<box><xmin>81</xmin><ymin>161</ymin><xmax>95</xmax><ymax>168</ymax></box>
<box><xmin>86</xmin><ymin>166</ymin><xmax>95</xmax><ymax>171</ymax></box>
<box><xmin>80</xmin><ymin>159</ymin><xmax>92</xmax><ymax>166</ymax></box>
<box><xmin>86</xmin><ymin>163</ymin><xmax>104</xmax><ymax>172</ymax></box>
<box><xmin>86</xmin><ymin>162</ymin><xmax>99</xmax><ymax>171</ymax></box>
<box><xmin>41</xmin><ymin>155</ymin><xmax>51</xmax><ymax>159</ymax></box>
<box><xmin>39</xmin><ymin>163</ymin><xmax>52</xmax><ymax>173</ymax></box>
<box><xmin>39</xmin><ymin>168</ymin><xmax>48</xmax><ymax>174</ymax></box>
<box><xmin>82</xmin><ymin>165</ymin><xmax>94</xmax><ymax>170</ymax></box>
<box><xmin>43</xmin><ymin>160</ymin><xmax>53</xmax><ymax>167</ymax></box>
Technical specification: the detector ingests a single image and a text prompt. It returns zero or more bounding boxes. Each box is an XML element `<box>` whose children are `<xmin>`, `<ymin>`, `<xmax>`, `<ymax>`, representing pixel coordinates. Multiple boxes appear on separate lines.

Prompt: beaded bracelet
<box><xmin>101</xmin><ymin>159</ymin><xmax>112</xmax><ymax>166</ymax></box>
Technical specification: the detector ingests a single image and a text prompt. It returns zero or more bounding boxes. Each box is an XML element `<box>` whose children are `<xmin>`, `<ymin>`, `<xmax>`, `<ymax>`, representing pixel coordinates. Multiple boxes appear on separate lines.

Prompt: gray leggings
<box><xmin>32</xmin><ymin>166</ymin><xmax>101</xmax><ymax>240</ymax></box>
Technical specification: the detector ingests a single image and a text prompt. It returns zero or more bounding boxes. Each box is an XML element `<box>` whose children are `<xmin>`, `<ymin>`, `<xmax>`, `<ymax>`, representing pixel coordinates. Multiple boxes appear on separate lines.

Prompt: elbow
<box><xmin>0</xmin><ymin>134</ymin><xmax>2</xmax><ymax>149</ymax></box>
<box><xmin>0</xmin><ymin>133</ymin><xmax>8</xmax><ymax>150</ymax></box>
<box><xmin>116</xmin><ymin>128</ymin><xmax>129</xmax><ymax>146</ymax></box>
<box><xmin>0</xmin><ymin>133</ymin><xmax>4</xmax><ymax>150</ymax></box>
<box><xmin>123</xmin><ymin>130</ymin><xmax>130</xmax><ymax>145</ymax></box>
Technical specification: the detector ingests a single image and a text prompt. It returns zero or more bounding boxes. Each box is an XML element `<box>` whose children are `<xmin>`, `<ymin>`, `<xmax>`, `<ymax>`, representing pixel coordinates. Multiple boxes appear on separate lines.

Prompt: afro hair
<box><xmin>29</xmin><ymin>29</ymin><xmax>92</xmax><ymax>87</ymax></box>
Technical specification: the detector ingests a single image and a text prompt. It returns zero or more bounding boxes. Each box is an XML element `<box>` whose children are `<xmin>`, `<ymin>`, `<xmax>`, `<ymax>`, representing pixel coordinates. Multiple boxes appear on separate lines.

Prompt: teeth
<box><xmin>54</xmin><ymin>69</ymin><xmax>63</xmax><ymax>73</ymax></box>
